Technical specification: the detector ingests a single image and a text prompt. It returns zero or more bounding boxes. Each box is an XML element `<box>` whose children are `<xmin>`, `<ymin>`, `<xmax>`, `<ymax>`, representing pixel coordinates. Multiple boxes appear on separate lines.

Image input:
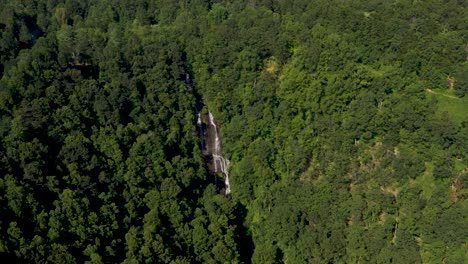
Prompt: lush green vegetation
<box><xmin>427</xmin><ymin>88</ymin><xmax>468</xmax><ymax>124</ymax></box>
<box><xmin>0</xmin><ymin>0</ymin><xmax>467</xmax><ymax>263</ymax></box>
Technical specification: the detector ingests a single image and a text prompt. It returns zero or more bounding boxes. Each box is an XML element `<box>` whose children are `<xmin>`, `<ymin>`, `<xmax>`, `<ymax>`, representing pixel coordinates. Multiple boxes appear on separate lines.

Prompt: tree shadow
<box><xmin>233</xmin><ymin>202</ymin><xmax>254</xmax><ymax>263</ymax></box>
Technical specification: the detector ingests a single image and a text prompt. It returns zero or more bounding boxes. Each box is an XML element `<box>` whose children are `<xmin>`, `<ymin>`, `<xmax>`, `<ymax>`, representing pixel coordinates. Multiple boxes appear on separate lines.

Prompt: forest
<box><xmin>0</xmin><ymin>0</ymin><xmax>467</xmax><ymax>263</ymax></box>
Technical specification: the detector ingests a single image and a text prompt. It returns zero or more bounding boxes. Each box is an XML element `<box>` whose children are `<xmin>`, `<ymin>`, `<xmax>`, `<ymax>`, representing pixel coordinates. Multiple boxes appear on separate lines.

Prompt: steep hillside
<box><xmin>0</xmin><ymin>0</ymin><xmax>467</xmax><ymax>263</ymax></box>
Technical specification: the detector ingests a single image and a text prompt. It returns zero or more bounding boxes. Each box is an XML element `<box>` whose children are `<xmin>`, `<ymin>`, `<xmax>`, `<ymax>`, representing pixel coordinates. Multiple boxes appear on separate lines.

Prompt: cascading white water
<box><xmin>208</xmin><ymin>112</ymin><xmax>231</xmax><ymax>195</ymax></box>
<box><xmin>196</xmin><ymin>113</ymin><xmax>206</xmax><ymax>153</ymax></box>
<box><xmin>197</xmin><ymin>113</ymin><xmax>202</xmax><ymax>125</ymax></box>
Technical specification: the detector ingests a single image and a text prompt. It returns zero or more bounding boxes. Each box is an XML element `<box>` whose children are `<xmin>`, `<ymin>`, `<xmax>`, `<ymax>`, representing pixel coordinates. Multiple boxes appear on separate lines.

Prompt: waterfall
<box><xmin>196</xmin><ymin>113</ymin><xmax>206</xmax><ymax>152</ymax></box>
<box><xmin>197</xmin><ymin>113</ymin><xmax>202</xmax><ymax>125</ymax></box>
<box><xmin>187</xmin><ymin>73</ymin><xmax>206</xmax><ymax>154</ymax></box>
<box><xmin>185</xmin><ymin>72</ymin><xmax>231</xmax><ymax>196</ymax></box>
<box><xmin>208</xmin><ymin>112</ymin><xmax>231</xmax><ymax>196</ymax></box>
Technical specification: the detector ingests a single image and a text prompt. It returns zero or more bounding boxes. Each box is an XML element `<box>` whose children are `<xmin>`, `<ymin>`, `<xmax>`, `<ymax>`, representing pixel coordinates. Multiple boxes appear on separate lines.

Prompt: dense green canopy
<box><xmin>0</xmin><ymin>0</ymin><xmax>467</xmax><ymax>263</ymax></box>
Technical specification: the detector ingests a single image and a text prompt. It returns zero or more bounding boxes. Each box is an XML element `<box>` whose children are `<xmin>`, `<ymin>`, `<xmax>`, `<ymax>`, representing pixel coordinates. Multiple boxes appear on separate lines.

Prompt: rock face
<box><xmin>196</xmin><ymin>111</ymin><xmax>231</xmax><ymax>196</ymax></box>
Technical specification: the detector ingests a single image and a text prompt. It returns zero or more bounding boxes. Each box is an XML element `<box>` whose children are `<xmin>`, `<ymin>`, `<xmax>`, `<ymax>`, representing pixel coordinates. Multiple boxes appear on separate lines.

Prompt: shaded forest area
<box><xmin>0</xmin><ymin>0</ymin><xmax>467</xmax><ymax>263</ymax></box>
